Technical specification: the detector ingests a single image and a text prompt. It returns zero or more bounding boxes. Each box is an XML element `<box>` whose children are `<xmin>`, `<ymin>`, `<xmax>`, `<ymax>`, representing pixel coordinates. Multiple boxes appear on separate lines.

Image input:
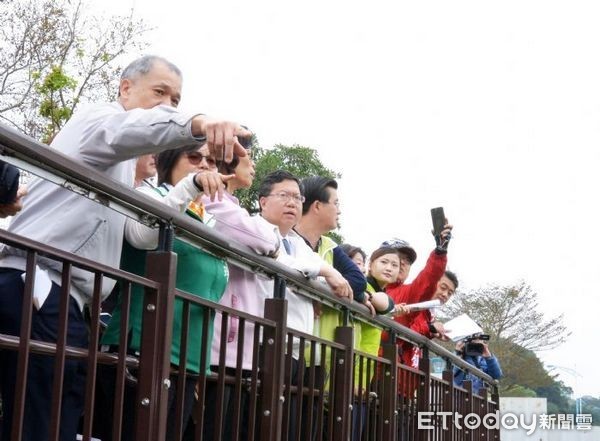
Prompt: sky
<box><xmin>96</xmin><ymin>0</ymin><xmax>600</xmax><ymax>397</ymax></box>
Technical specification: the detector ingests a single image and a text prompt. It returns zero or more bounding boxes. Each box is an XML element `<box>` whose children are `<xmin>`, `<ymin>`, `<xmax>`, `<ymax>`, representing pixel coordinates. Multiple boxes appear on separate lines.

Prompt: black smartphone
<box><xmin>431</xmin><ymin>207</ymin><xmax>446</xmax><ymax>237</ymax></box>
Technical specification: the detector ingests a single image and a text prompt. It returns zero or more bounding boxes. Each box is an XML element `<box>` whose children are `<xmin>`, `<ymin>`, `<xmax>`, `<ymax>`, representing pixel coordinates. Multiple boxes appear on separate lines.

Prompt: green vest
<box><xmin>315</xmin><ymin>235</ymin><xmax>340</xmax><ymax>345</ymax></box>
<box><xmin>317</xmin><ymin>235</ymin><xmax>337</xmax><ymax>265</ymax></box>
<box><xmin>102</xmin><ymin>188</ymin><xmax>228</xmax><ymax>374</ymax></box>
<box><xmin>353</xmin><ymin>282</ymin><xmax>383</xmax><ymax>387</ymax></box>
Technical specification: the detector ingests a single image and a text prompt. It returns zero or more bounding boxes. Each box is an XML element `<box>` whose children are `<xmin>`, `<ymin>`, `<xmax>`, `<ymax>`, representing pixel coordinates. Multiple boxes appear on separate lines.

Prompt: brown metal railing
<box><xmin>0</xmin><ymin>123</ymin><xmax>500</xmax><ymax>441</ymax></box>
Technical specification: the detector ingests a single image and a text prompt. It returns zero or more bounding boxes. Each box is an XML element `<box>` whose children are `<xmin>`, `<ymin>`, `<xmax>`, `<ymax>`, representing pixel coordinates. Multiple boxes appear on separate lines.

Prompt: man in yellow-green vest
<box><xmin>294</xmin><ymin>177</ymin><xmax>380</xmax><ymax>367</ymax></box>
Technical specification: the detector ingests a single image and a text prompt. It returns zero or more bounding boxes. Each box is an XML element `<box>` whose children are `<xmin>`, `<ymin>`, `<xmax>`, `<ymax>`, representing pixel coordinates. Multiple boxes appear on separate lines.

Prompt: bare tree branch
<box><xmin>0</xmin><ymin>0</ymin><xmax>150</xmax><ymax>140</ymax></box>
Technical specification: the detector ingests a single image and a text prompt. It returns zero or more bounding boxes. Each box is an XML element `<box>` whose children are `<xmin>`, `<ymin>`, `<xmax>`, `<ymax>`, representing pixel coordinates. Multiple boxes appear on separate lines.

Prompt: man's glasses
<box><xmin>267</xmin><ymin>191</ymin><xmax>305</xmax><ymax>204</ymax></box>
<box><xmin>186</xmin><ymin>152</ymin><xmax>216</xmax><ymax>167</ymax></box>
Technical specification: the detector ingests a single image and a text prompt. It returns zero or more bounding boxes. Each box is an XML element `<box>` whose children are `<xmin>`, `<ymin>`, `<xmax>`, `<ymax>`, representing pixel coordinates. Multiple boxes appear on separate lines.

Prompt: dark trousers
<box><xmin>96</xmin><ymin>363</ymin><xmax>196</xmax><ymax>441</ymax></box>
<box><xmin>288</xmin><ymin>359</ymin><xmax>324</xmax><ymax>441</ymax></box>
<box><xmin>199</xmin><ymin>368</ymin><xmax>253</xmax><ymax>441</ymax></box>
<box><xmin>0</xmin><ymin>268</ymin><xmax>88</xmax><ymax>441</ymax></box>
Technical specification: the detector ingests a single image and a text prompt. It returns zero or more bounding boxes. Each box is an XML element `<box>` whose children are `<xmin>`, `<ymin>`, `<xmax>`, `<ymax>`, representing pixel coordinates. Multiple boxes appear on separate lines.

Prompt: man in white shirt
<box><xmin>256</xmin><ymin>170</ymin><xmax>352</xmax><ymax>441</ymax></box>
<box><xmin>257</xmin><ymin>170</ymin><xmax>352</xmax><ymax>339</ymax></box>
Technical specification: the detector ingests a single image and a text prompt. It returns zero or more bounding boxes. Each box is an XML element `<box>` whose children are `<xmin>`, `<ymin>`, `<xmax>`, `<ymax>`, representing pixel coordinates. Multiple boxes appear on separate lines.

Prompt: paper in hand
<box><xmin>443</xmin><ymin>313</ymin><xmax>483</xmax><ymax>342</ymax></box>
<box><xmin>405</xmin><ymin>299</ymin><xmax>441</xmax><ymax>312</ymax></box>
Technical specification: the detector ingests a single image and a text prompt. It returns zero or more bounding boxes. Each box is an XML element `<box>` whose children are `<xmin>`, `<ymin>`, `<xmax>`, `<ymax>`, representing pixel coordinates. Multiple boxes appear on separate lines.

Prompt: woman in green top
<box><xmin>350</xmin><ymin>246</ymin><xmax>410</xmax><ymax>440</ymax></box>
<box><xmin>100</xmin><ymin>144</ymin><xmax>229</xmax><ymax>441</ymax></box>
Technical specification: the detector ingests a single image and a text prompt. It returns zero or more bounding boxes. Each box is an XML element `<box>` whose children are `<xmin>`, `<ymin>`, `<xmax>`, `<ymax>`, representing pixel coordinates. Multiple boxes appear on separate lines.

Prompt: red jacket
<box><xmin>384</xmin><ymin>250</ymin><xmax>447</xmax><ymax>367</ymax></box>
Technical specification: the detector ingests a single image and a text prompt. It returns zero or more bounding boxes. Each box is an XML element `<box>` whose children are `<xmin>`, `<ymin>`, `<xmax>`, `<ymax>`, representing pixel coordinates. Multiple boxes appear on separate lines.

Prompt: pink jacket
<box><xmin>203</xmin><ymin>192</ymin><xmax>280</xmax><ymax>370</ymax></box>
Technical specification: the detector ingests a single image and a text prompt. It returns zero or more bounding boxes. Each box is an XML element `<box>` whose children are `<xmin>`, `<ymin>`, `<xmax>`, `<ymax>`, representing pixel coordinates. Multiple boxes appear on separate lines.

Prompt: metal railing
<box><xmin>0</xmin><ymin>123</ymin><xmax>500</xmax><ymax>441</ymax></box>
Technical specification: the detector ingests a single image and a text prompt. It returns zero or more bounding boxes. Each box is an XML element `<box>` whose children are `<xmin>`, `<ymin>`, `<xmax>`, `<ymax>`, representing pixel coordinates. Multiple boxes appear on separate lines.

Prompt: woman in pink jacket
<box><xmin>198</xmin><ymin>140</ymin><xmax>280</xmax><ymax>441</ymax></box>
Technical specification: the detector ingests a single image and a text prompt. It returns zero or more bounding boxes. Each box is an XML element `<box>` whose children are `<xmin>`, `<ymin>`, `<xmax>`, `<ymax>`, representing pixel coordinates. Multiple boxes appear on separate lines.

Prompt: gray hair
<box><xmin>120</xmin><ymin>55</ymin><xmax>182</xmax><ymax>81</ymax></box>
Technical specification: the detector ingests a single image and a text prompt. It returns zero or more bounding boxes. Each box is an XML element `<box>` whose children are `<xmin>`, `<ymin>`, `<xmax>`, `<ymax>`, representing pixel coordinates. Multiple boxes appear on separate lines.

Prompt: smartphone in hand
<box><xmin>431</xmin><ymin>207</ymin><xmax>446</xmax><ymax>237</ymax></box>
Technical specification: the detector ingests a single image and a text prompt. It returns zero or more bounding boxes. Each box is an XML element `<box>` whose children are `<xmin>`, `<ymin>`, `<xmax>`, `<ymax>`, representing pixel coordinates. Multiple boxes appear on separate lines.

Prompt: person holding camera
<box><xmin>453</xmin><ymin>337</ymin><xmax>502</xmax><ymax>393</ymax></box>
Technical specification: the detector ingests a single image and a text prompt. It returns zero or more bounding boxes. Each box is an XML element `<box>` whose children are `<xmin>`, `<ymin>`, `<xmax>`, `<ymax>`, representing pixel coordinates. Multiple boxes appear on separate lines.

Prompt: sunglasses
<box><xmin>186</xmin><ymin>152</ymin><xmax>216</xmax><ymax>166</ymax></box>
<box><xmin>238</xmin><ymin>135</ymin><xmax>253</xmax><ymax>150</ymax></box>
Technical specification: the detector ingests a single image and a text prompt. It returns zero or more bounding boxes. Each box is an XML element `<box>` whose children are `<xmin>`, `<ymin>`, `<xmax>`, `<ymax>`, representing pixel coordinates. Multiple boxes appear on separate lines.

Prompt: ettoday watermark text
<box><xmin>418</xmin><ymin>411</ymin><xmax>592</xmax><ymax>435</ymax></box>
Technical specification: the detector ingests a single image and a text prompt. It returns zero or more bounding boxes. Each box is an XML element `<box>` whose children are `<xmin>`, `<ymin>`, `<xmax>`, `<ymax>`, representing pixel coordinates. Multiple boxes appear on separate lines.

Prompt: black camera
<box><xmin>462</xmin><ymin>334</ymin><xmax>490</xmax><ymax>357</ymax></box>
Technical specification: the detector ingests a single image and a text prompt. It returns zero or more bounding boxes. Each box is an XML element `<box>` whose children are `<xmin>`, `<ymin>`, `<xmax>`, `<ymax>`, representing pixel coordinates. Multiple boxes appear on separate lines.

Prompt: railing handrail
<box><xmin>0</xmin><ymin>122</ymin><xmax>497</xmax><ymax>386</ymax></box>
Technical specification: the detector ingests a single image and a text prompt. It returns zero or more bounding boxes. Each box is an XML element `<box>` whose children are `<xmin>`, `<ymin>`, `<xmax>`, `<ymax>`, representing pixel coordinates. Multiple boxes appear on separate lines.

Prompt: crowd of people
<box><xmin>0</xmin><ymin>55</ymin><xmax>501</xmax><ymax>441</ymax></box>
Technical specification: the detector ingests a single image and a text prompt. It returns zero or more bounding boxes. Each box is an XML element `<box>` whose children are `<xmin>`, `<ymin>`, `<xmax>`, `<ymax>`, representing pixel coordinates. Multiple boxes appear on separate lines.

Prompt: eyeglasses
<box><xmin>186</xmin><ymin>152</ymin><xmax>216</xmax><ymax>167</ymax></box>
<box><xmin>267</xmin><ymin>191</ymin><xmax>305</xmax><ymax>204</ymax></box>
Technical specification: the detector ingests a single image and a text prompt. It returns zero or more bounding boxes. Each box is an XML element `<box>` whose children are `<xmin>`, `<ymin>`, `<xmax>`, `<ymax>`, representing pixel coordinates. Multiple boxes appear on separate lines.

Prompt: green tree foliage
<box><xmin>0</xmin><ymin>0</ymin><xmax>149</xmax><ymax>141</ymax></box>
<box><xmin>495</xmin><ymin>341</ymin><xmax>554</xmax><ymax>392</ymax></box>
<box><xmin>535</xmin><ymin>379</ymin><xmax>573</xmax><ymax>415</ymax></box>
<box><xmin>236</xmin><ymin>143</ymin><xmax>341</xmax><ymax>214</ymax></box>
<box><xmin>579</xmin><ymin>396</ymin><xmax>600</xmax><ymax>426</ymax></box>
<box><xmin>36</xmin><ymin>65</ymin><xmax>77</xmax><ymax>138</ymax></box>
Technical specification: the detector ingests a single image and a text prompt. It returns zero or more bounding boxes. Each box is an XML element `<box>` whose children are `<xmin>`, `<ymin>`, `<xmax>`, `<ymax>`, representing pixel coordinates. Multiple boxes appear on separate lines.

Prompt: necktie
<box><xmin>282</xmin><ymin>237</ymin><xmax>292</xmax><ymax>255</ymax></box>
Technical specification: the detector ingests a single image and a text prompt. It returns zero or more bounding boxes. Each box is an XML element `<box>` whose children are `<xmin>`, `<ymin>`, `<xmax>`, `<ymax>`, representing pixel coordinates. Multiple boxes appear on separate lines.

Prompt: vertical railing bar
<box><xmin>247</xmin><ymin>323</ymin><xmax>261</xmax><ymax>441</ymax></box>
<box><xmin>369</xmin><ymin>357</ymin><xmax>375</xmax><ymax>441</ymax></box>
<box><xmin>436</xmin><ymin>381</ymin><xmax>441</xmax><ymax>441</ymax></box>
<box><xmin>376</xmin><ymin>358</ymin><xmax>383</xmax><ymax>441</ymax></box>
<box><xmin>214</xmin><ymin>311</ymin><xmax>230</xmax><ymax>441</ymax></box>
<box><xmin>397</xmin><ymin>365</ymin><xmax>403</xmax><ymax>441</ymax></box>
<box><xmin>417</xmin><ymin>348</ymin><xmax>431</xmax><ymax>441</ymax></box>
<box><xmin>326</xmin><ymin>344</ymin><xmax>337</xmax><ymax>441</ymax></box>
<box><xmin>314</xmin><ymin>342</ymin><xmax>327</xmax><ymax>441</ymax></box>
<box><xmin>258</xmin><ymin>297</ymin><xmax>286</xmax><ymax>441</ymax></box>
<box><xmin>356</xmin><ymin>354</ymin><xmax>364</xmax><ymax>441</ymax></box>
<box><xmin>407</xmin><ymin>366</ymin><xmax>412</xmax><ymax>441</ymax></box>
<box><xmin>491</xmin><ymin>385</ymin><xmax>500</xmax><ymax>441</ymax></box>
<box><xmin>231</xmin><ymin>317</ymin><xmax>246</xmax><ymax>441</ymax></box>
<box><xmin>381</xmin><ymin>338</ymin><xmax>398</xmax><ymax>441</ymax></box>
<box><xmin>465</xmin><ymin>380</ymin><xmax>474</xmax><ymax>441</ymax></box>
<box><xmin>11</xmin><ymin>251</ymin><xmax>37</xmax><ymax>441</ymax></box>
<box><xmin>357</xmin><ymin>353</ymin><xmax>364</xmax><ymax>419</ymax></box>
<box><xmin>439</xmin><ymin>381</ymin><xmax>444</xmax><ymax>441</ymax></box>
<box><xmin>135</xmin><ymin>250</ymin><xmax>177</xmax><ymax>441</ymax></box>
<box><xmin>358</xmin><ymin>354</ymin><xmax>365</xmax><ymax>441</ymax></box>
<box><xmin>304</xmin><ymin>340</ymin><xmax>317</xmax><ymax>441</ymax></box>
<box><xmin>273</xmin><ymin>275</ymin><xmax>286</xmax><ymax>300</ymax></box>
<box><xmin>81</xmin><ymin>272</ymin><xmax>103</xmax><ymax>440</ymax></box>
<box><xmin>193</xmin><ymin>306</ymin><xmax>211</xmax><ymax>441</ymax></box>
<box><xmin>281</xmin><ymin>333</ymin><xmax>294</xmax><ymax>439</ymax></box>
<box><xmin>112</xmin><ymin>280</ymin><xmax>132</xmax><ymax>441</ymax></box>
<box><xmin>293</xmin><ymin>336</ymin><xmax>306</xmax><ymax>441</ymax></box>
<box><xmin>442</xmin><ymin>366</ymin><xmax>455</xmax><ymax>441</ymax></box>
<box><xmin>174</xmin><ymin>299</ymin><xmax>191</xmax><ymax>441</ymax></box>
<box><xmin>332</xmin><ymin>326</ymin><xmax>353</xmax><ymax>441</ymax></box>
<box><xmin>157</xmin><ymin>224</ymin><xmax>174</xmax><ymax>254</ymax></box>
<box><xmin>48</xmin><ymin>262</ymin><xmax>72</xmax><ymax>441</ymax></box>
<box><xmin>370</xmin><ymin>359</ymin><xmax>379</xmax><ymax>441</ymax></box>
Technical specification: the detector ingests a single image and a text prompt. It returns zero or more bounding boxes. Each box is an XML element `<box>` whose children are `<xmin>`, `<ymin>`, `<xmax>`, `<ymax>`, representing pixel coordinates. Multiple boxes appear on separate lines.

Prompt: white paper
<box><xmin>405</xmin><ymin>299</ymin><xmax>441</xmax><ymax>312</ymax></box>
<box><xmin>443</xmin><ymin>313</ymin><xmax>484</xmax><ymax>342</ymax></box>
<box><xmin>21</xmin><ymin>266</ymin><xmax>53</xmax><ymax>310</ymax></box>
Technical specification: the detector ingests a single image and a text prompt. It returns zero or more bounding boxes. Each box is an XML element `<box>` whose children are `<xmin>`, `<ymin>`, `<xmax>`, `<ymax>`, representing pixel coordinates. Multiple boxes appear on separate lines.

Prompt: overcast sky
<box><xmin>100</xmin><ymin>0</ymin><xmax>600</xmax><ymax>398</ymax></box>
